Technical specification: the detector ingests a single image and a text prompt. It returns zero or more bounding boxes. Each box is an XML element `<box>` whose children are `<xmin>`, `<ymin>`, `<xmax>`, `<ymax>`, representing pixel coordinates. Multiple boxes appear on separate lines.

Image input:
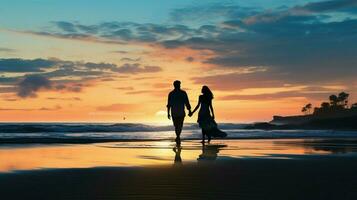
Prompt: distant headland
<box><xmin>246</xmin><ymin>92</ymin><xmax>357</xmax><ymax>130</ymax></box>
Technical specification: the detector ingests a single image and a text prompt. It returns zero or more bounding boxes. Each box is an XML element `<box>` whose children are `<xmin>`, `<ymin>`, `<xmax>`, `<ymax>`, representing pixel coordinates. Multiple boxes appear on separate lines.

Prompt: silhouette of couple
<box><xmin>167</xmin><ymin>80</ymin><xmax>226</xmax><ymax>145</ymax></box>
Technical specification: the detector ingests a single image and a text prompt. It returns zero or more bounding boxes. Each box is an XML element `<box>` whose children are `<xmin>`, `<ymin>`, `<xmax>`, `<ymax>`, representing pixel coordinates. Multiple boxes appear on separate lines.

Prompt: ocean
<box><xmin>1</xmin><ymin>123</ymin><xmax>357</xmax><ymax>143</ymax></box>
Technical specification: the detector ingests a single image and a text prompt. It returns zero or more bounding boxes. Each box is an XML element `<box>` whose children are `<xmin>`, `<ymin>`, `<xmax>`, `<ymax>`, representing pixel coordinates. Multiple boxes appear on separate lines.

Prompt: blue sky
<box><xmin>1</xmin><ymin>0</ymin><xmax>319</xmax><ymax>29</ymax></box>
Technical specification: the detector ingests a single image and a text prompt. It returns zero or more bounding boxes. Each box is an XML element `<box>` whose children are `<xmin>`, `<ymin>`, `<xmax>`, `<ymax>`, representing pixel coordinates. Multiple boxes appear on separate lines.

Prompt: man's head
<box><xmin>173</xmin><ymin>80</ymin><xmax>181</xmax><ymax>90</ymax></box>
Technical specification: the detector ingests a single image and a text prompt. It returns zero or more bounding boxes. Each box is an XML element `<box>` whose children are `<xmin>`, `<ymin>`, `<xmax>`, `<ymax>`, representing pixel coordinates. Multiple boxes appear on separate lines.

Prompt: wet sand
<box><xmin>1</xmin><ymin>139</ymin><xmax>357</xmax><ymax>200</ymax></box>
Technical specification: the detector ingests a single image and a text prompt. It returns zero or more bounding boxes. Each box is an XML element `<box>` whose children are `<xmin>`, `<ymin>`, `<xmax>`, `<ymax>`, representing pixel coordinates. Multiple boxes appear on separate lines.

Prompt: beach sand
<box><xmin>1</xmin><ymin>139</ymin><xmax>357</xmax><ymax>200</ymax></box>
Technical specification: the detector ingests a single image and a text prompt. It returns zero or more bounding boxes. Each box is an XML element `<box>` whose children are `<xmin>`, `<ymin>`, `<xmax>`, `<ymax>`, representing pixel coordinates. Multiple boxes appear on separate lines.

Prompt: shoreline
<box><xmin>1</xmin><ymin>135</ymin><xmax>357</xmax><ymax>145</ymax></box>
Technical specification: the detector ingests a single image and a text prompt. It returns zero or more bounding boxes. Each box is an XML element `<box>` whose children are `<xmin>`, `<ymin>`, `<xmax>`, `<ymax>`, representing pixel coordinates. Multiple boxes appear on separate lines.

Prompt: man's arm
<box><xmin>167</xmin><ymin>93</ymin><xmax>171</xmax><ymax>120</ymax></box>
<box><xmin>184</xmin><ymin>92</ymin><xmax>191</xmax><ymax>113</ymax></box>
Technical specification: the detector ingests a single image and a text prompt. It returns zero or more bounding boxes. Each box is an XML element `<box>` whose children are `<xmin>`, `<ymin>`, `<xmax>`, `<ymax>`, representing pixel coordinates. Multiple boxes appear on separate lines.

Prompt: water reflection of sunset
<box><xmin>0</xmin><ymin>139</ymin><xmax>343</xmax><ymax>173</ymax></box>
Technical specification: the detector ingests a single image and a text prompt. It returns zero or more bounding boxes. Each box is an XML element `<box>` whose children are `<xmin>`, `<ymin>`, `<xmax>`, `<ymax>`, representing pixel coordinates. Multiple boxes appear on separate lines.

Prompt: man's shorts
<box><xmin>172</xmin><ymin>116</ymin><xmax>185</xmax><ymax>129</ymax></box>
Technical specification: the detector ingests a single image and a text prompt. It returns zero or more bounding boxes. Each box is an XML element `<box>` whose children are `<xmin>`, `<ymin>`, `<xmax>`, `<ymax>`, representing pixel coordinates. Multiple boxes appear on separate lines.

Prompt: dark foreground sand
<box><xmin>1</xmin><ymin>155</ymin><xmax>357</xmax><ymax>200</ymax></box>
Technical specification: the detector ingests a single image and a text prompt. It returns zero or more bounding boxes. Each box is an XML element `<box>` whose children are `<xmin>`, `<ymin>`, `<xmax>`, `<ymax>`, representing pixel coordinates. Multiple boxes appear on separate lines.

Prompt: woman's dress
<box><xmin>197</xmin><ymin>95</ymin><xmax>227</xmax><ymax>138</ymax></box>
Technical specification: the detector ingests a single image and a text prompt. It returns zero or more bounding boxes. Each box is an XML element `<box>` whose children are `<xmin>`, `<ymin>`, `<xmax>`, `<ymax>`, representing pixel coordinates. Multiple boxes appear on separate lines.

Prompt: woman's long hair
<box><xmin>202</xmin><ymin>85</ymin><xmax>214</xmax><ymax>100</ymax></box>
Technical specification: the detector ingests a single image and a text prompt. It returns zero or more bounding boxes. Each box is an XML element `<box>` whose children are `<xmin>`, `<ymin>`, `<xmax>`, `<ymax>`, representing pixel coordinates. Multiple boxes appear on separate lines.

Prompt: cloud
<box><xmin>125</xmin><ymin>89</ymin><xmax>169</xmax><ymax>97</ymax></box>
<box><xmin>27</xmin><ymin>21</ymin><xmax>201</xmax><ymax>44</ymax></box>
<box><xmin>192</xmin><ymin>69</ymin><xmax>356</xmax><ymax>92</ymax></box>
<box><xmin>164</xmin><ymin>2</ymin><xmax>357</xmax><ymax>89</ymax></box>
<box><xmin>0</xmin><ymin>47</ymin><xmax>16</xmax><ymax>52</ymax></box>
<box><xmin>185</xmin><ymin>56</ymin><xmax>194</xmax><ymax>62</ymax></box>
<box><xmin>0</xmin><ymin>105</ymin><xmax>62</xmax><ymax>111</ymax></box>
<box><xmin>96</xmin><ymin>103</ymin><xmax>140</xmax><ymax>112</ymax></box>
<box><xmin>300</xmin><ymin>0</ymin><xmax>357</xmax><ymax>13</ymax></box>
<box><xmin>192</xmin><ymin>71</ymin><xmax>286</xmax><ymax>91</ymax></box>
<box><xmin>0</xmin><ymin>86</ymin><xmax>16</xmax><ymax>93</ymax></box>
<box><xmin>115</xmin><ymin>86</ymin><xmax>134</xmax><ymax>90</ymax></box>
<box><xmin>2</xmin><ymin>98</ymin><xmax>18</xmax><ymax>101</ymax></box>
<box><xmin>0</xmin><ymin>58</ymin><xmax>56</xmax><ymax>72</ymax></box>
<box><xmin>152</xmin><ymin>83</ymin><xmax>170</xmax><ymax>88</ymax></box>
<box><xmin>120</xmin><ymin>57</ymin><xmax>141</xmax><ymax>62</ymax></box>
<box><xmin>17</xmin><ymin>75</ymin><xmax>52</xmax><ymax>98</ymax></box>
<box><xmin>170</xmin><ymin>3</ymin><xmax>258</xmax><ymax>23</ymax></box>
<box><xmin>100</xmin><ymin>78</ymin><xmax>116</xmax><ymax>82</ymax></box>
<box><xmin>39</xmin><ymin>105</ymin><xmax>62</xmax><ymax>111</ymax></box>
<box><xmin>111</xmin><ymin>50</ymin><xmax>128</xmax><ymax>54</ymax></box>
<box><xmin>242</xmin><ymin>0</ymin><xmax>357</xmax><ymax>25</ymax></box>
<box><xmin>0</xmin><ymin>58</ymin><xmax>161</xmax><ymax>77</ymax></box>
<box><xmin>125</xmin><ymin>90</ymin><xmax>152</xmax><ymax>95</ymax></box>
<box><xmin>219</xmin><ymin>90</ymin><xmax>335</xmax><ymax>101</ymax></box>
<box><xmin>0</xmin><ymin>58</ymin><xmax>162</xmax><ymax>97</ymax></box>
<box><xmin>52</xmin><ymin>21</ymin><xmax>78</xmax><ymax>32</ymax></box>
<box><xmin>113</xmin><ymin>63</ymin><xmax>162</xmax><ymax>74</ymax></box>
<box><xmin>47</xmin><ymin>97</ymin><xmax>81</xmax><ymax>101</ymax></box>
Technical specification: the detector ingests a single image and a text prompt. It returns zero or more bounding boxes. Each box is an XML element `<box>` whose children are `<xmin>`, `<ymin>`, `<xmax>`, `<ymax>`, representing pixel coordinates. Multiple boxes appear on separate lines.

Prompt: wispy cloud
<box><xmin>0</xmin><ymin>47</ymin><xmax>16</xmax><ymax>52</ymax></box>
<box><xmin>219</xmin><ymin>86</ymin><xmax>341</xmax><ymax>101</ymax></box>
<box><xmin>96</xmin><ymin>103</ymin><xmax>141</xmax><ymax>112</ymax></box>
<box><xmin>0</xmin><ymin>105</ymin><xmax>62</xmax><ymax>111</ymax></box>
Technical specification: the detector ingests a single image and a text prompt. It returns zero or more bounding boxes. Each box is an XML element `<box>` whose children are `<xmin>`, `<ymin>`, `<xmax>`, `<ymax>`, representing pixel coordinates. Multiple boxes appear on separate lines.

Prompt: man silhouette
<box><xmin>167</xmin><ymin>80</ymin><xmax>191</xmax><ymax>145</ymax></box>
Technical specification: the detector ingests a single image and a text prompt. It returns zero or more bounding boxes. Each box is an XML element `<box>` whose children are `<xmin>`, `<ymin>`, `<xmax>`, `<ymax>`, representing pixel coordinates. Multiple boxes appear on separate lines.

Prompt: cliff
<box><xmin>246</xmin><ymin>110</ymin><xmax>357</xmax><ymax>130</ymax></box>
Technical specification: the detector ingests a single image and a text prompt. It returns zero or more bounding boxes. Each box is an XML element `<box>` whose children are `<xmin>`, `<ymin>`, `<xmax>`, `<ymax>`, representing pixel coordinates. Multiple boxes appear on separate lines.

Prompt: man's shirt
<box><xmin>167</xmin><ymin>89</ymin><xmax>191</xmax><ymax>117</ymax></box>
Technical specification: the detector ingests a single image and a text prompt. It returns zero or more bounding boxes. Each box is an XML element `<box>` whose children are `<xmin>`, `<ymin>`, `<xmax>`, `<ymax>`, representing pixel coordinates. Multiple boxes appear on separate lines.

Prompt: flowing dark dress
<box><xmin>197</xmin><ymin>95</ymin><xmax>227</xmax><ymax>138</ymax></box>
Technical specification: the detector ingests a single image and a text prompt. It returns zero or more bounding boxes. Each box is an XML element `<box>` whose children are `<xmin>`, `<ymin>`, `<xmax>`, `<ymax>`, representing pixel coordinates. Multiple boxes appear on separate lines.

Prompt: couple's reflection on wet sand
<box><xmin>198</xmin><ymin>144</ymin><xmax>227</xmax><ymax>161</ymax></box>
<box><xmin>173</xmin><ymin>143</ymin><xmax>227</xmax><ymax>165</ymax></box>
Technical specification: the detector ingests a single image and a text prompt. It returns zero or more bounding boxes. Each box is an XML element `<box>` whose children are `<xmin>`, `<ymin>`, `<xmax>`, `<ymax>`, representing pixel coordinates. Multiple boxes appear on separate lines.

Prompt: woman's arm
<box><xmin>209</xmin><ymin>101</ymin><xmax>215</xmax><ymax>119</ymax></box>
<box><xmin>190</xmin><ymin>97</ymin><xmax>201</xmax><ymax>116</ymax></box>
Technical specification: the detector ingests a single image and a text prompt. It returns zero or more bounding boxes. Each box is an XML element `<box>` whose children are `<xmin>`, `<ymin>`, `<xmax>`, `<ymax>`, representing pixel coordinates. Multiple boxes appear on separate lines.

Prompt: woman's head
<box><xmin>201</xmin><ymin>85</ymin><xmax>213</xmax><ymax>100</ymax></box>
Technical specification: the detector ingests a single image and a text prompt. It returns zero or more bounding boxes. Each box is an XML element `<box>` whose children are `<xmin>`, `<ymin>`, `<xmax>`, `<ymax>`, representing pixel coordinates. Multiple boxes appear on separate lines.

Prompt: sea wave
<box><xmin>0</xmin><ymin>123</ymin><xmax>246</xmax><ymax>133</ymax></box>
<box><xmin>0</xmin><ymin>123</ymin><xmax>356</xmax><ymax>144</ymax></box>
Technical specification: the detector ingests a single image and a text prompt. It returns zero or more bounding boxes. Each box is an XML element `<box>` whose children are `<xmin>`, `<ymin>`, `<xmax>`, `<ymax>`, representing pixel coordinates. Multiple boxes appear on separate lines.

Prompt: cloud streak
<box><xmin>0</xmin><ymin>58</ymin><xmax>162</xmax><ymax>97</ymax></box>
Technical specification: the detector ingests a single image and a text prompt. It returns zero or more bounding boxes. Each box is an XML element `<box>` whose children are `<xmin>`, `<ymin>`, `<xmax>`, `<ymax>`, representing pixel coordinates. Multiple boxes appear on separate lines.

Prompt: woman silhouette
<box><xmin>189</xmin><ymin>86</ymin><xmax>227</xmax><ymax>143</ymax></box>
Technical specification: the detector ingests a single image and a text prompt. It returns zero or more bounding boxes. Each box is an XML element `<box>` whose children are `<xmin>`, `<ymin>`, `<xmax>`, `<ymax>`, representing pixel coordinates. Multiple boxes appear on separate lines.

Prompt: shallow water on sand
<box><xmin>1</xmin><ymin>139</ymin><xmax>357</xmax><ymax>173</ymax></box>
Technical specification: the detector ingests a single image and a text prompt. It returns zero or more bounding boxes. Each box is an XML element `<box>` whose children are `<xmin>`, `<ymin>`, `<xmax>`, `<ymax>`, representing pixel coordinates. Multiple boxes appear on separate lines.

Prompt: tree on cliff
<box><xmin>312</xmin><ymin>92</ymin><xmax>351</xmax><ymax>115</ymax></box>
<box><xmin>301</xmin><ymin>103</ymin><xmax>312</xmax><ymax>115</ymax></box>
<box><xmin>338</xmin><ymin>92</ymin><xmax>349</xmax><ymax>108</ymax></box>
<box><xmin>329</xmin><ymin>92</ymin><xmax>349</xmax><ymax>109</ymax></box>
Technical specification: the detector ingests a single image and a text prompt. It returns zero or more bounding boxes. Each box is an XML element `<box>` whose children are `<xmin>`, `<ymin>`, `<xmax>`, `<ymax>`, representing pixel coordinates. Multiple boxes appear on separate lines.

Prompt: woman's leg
<box><xmin>201</xmin><ymin>129</ymin><xmax>205</xmax><ymax>143</ymax></box>
<box><xmin>207</xmin><ymin>133</ymin><xmax>211</xmax><ymax>143</ymax></box>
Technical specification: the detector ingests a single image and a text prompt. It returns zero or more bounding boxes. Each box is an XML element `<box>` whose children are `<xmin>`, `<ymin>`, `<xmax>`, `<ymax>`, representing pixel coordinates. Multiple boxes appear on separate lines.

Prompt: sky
<box><xmin>0</xmin><ymin>0</ymin><xmax>357</xmax><ymax>123</ymax></box>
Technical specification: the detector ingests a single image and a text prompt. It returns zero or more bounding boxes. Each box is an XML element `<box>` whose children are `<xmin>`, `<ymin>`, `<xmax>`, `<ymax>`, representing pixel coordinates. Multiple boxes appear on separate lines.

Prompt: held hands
<box><xmin>188</xmin><ymin>110</ymin><xmax>193</xmax><ymax>117</ymax></box>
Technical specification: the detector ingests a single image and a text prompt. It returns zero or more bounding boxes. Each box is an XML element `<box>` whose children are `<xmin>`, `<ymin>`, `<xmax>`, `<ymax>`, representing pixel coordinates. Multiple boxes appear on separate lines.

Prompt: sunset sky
<box><xmin>1</xmin><ymin>0</ymin><xmax>356</xmax><ymax>123</ymax></box>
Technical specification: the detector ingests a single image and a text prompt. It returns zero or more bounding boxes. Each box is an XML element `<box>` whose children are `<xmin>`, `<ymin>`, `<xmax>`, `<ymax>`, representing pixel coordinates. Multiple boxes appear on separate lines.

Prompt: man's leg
<box><xmin>173</xmin><ymin>117</ymin><xmax>184</xmax><ymax>145</ymax></box>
